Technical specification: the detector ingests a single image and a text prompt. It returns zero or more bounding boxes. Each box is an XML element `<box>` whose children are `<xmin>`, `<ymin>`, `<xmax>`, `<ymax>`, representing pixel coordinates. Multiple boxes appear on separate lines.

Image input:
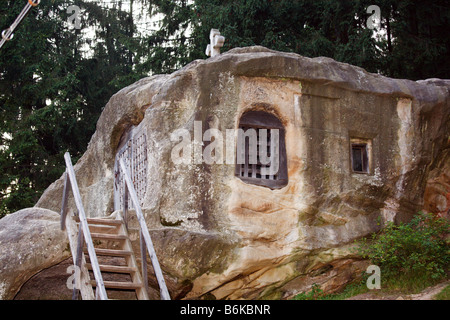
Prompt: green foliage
<box><xmin>1</xmin><ymin>1</ymin><xmax>449</xmax><ymax>218</ymax></box>
<box><xmin>380</xmin><ymin>0</ymin><xmax>450</xmax><ymax>79</ymax></box>
<box><xmin>293</xmin><ymin>283</ymin><xmax>325</xmax><ymax>300</ymax></box>
<box><xmin>144</xmin><ymin>0</ymin><xmax>194</xmax><ymax>73</ymax></box>
<box><xmin>0</xmin><ymin>0</ymin><xmax>155</xmax><ymax>218</ymax></box>
<box><xmin>293</xmin><ymin>280</ymin><xmax>370</xmax><ymax>300</ymax></box>
<box><xmin>358</xmin><ymin>212</ymin><xmax>450</xmax><ymax>280</ymax></box>
<box><xmin>187</xmin><ymin>0</ymin><xmax>450</xmax><ymax>79</ymax></box>
<box><xmin>434</xmin><ymin>285</ymin><xmax>450</xmax><ymax>300</ymax></box>
<box><xmin>381</xmin><ymin>269</ymin><xmax>445</xmax><ymax>294</ymax></box>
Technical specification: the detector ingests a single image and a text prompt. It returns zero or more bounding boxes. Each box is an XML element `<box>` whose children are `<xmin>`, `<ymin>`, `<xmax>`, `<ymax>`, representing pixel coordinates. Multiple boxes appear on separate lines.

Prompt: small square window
<box><xmin>350</xmin><ymin>138</ymin><xmax>371</xmax><ymax>174</ymax></box>
<box><xmin>351</xmin><ymin>144</ymin><xmax>368</xmax><ymax>173</ymax></box>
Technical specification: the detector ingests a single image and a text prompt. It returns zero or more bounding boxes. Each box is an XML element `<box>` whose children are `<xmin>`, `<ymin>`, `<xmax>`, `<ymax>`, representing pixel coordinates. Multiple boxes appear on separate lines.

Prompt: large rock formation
<box><xmin>0</xmin><ymin>208</ymin><xmax>70</xmax><ymax>299</ymax></box>
<box><xmin>2</xmin><ymin>46</ymin><xmax>449</xmax><ymax>300</ymax></box>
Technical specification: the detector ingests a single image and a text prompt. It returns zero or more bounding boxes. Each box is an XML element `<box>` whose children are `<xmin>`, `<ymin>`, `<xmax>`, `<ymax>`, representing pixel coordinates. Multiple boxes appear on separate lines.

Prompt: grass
<box><xmin>293</xmin><ymin>212</ymin><xmax>449</xmax><ymax>300</ymax></box>
<box><xmin>380</xmin><ymin>272</ymin><xmax>445</xmax><ymax>295</ymax></box>
<box><xmin>434</xmin><ymin>285</ymin><xmax>450</xmax><ymax>300</ymax></box>
<box><xmin>292</xmin><ymin>280</ymin><xmax>369</xmax><ymax>300</ymax></box>
<box><xmin>292</xmin><ymin>273</ymin><xmax>449</xmax><ymax>300</ymax></box>
<box><xmin>322</xmin><ymin>281</ymin><xmax>370</xmax><ymax>300</ymax></box>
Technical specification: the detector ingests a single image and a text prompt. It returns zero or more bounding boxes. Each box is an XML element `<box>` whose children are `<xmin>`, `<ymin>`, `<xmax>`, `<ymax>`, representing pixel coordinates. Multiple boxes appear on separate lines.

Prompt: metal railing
<box><xmin>60</xmin><ymin>152</ymin><xmax>108</xmax><ymax>300</ymax></box>
<box><xmin>119</xmin><ymin>158</ymin><xmax>171</xmax><ymax>300</ymax></box>
<box><xmin>1</xmin><ymin>0</ymin><xmax>40</xmax><ymax>50</ymax></box>
<box><xmin>59</xmin><ymin>152</ymin><xmax>170</xmax><ymax>300</ymax></box>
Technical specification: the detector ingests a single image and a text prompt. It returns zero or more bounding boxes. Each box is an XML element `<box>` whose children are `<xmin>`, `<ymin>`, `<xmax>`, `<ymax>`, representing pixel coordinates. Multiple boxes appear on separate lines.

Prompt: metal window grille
<box><xmin>235</xmin><ymin>111</ymin><xmax>288</xmax><ymax>189</ymax></box>
<box><xmin>114</xmin><ymin>123</ymin><xmax>147</xmax><ymax>211</ymax></box>
<box><xmin>238</xmin><ymin>127</ymin><xmax>278</xmax><ymax>181</ymax></box>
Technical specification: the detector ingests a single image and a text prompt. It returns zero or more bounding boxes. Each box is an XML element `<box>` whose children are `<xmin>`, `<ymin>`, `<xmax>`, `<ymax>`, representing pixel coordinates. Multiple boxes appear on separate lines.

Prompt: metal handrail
<box><xmin>61</xmin><ymin>152</ymin><xmax>108</xmax><ymax>300</ymax></box>
<box><xmin>119</xmin><ymin>158</ymin><xmax>171</xmax><ymax>300</ymax></box>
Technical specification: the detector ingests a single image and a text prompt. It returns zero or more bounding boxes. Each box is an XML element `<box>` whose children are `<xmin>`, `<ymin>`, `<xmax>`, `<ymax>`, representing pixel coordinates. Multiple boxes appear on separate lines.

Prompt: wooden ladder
<box><xmin>61</xmin><ymin>152</ymin><xmax>170</xmax><ymax>300</ymax></box>
<box><xmin>72</xmin><ymin>215</ymin><xmax>149</xmax><ymax>300</ymax></box>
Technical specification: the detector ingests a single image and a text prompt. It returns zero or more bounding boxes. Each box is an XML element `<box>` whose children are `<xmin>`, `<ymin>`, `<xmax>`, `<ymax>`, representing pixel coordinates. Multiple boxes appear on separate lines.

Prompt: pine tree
<box><xmin>0</xmin><ymin>0</ymin><xmax>86</xmax><ymax>216</ymax></box>
<box><xmin>0</xmin><ymin>0</ymin><xmax>153</xmax><ymax>217</ymax></box>
<box><xmin>187</xmin><ymin>0</ymin><xmax>449</xmax><ymax>79</ymax></box>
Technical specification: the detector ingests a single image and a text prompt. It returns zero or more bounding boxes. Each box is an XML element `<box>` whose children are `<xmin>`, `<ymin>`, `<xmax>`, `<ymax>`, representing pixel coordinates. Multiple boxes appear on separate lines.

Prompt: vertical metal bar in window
<box><xmin>241</xmin><ymin>128</ymin><xmax>246</xmax><ymax>177</ymax></box>
<box><xmin>267</xmin><ymin>129</ymin><xmax>273</xmax><ymax>180</ymax></box>
<box><xmin>244</xmin><ymin>133</ymin><xmax>249</xmax><ymax>178</ymax></box>
<box><xmin>271</xmin><ymin>129</ymin><xmax>279</xmax><ymax>178</ymax></box>
<box><xmin>251</xmin><ymin>129</ymin><xmax>257</xmax><ymax>178</ymax></box>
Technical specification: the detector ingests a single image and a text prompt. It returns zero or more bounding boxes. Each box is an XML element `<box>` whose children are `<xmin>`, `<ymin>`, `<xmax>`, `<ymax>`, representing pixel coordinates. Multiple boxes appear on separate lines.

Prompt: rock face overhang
<box><xmin>6</xmin><ymin>46</ymin><xmax>447</xmax><ymax>299</ymax></box>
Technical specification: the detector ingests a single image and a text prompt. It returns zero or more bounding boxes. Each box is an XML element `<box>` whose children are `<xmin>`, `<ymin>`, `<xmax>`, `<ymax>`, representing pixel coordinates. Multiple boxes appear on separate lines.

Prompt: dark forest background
<box><xmin>1</xmin><ymin>0</ymin><xmax>449</xmax><ymax>217</ymax></box>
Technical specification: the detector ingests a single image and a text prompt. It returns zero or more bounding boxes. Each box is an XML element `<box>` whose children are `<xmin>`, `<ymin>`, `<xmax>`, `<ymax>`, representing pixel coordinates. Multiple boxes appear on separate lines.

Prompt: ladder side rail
<box><xmin>64</xmin><ymin>152</ymin><xmax>108</xmax><ymax>300</ymax></box>
<box><xmin>60</xmin><ymin>170</ymin><xmax>70</xmax><ymax>230</ymax></box>
<box><xmin>72</xmin><ymin>223</ymin><xmax>84</xmax><ymax>300</ymax></box>
<box><xmin>123</xmin><ymin>181</ymin><xmax>129</xmax><ymax>229</ymax></box>
<box><xmin>63</xmin><ymin>207</ymin><xmax>95</xmax><ymax>299</ymax></box>
<box><xmin>119</xmin><ymin>158</ymin><xmax>171</xmax><ymax>300</ymax></box>
<box><xmin>140</xmin><ymin>229</ymin><xmax>149</xmax><ymax>294</ymax></box>
<box><xmin>61</xmin><ymin>166</ymin><xmax>93</xmax><ymax>299</ymax></box>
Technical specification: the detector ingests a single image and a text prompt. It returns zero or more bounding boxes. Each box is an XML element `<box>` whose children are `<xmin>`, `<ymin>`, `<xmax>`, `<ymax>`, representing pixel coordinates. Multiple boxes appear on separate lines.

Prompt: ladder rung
<box><xmin>86</xmin><ymin>264</ymin><xmax>137</xmax><ymax>274</ymax></box>
<box><xmin>90</xmin><ymin>280</ymin><xmax>143</xmax><ymax>290</ymax></box>
<box><xmin>84</xmin><ymin>248</ymin><xmax>132</xmax><ymax>257</ymax></box>
<box><xmin>74</xmin><ymin>217</ymin><xmax>123</xmax><ymax>226</ymax></box>
<box><xmin>90</xmin><ymin>233</ymin><xmax>127</xmax><ymax>241</ymax></box>
<box><xmin>85</xmin><ymin>224</ymin><xmax>120</xmax><ymax>234</ymax></box>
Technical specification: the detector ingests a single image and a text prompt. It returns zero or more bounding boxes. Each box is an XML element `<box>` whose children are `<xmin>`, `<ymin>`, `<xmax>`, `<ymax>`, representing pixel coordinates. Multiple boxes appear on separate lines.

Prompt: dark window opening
<box><xmin>235</xmin><ymin>111</ymin><xmax>288</xmax><ymax>189</ymax></box>
<box><xmin>351</xmin><ymin>143</ymin><xmax>369</xmax><ymax>173</ymax></box>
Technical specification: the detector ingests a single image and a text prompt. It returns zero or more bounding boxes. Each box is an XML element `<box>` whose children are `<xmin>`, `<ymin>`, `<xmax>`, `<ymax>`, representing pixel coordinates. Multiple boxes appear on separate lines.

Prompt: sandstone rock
<box><xmin>13</xmin><ymin>258</ymin><xmax>75</xmax><ymax>300</ymax></box>
<box><xmin>424</xmin><ymin>147</ymin><xmax>450</xmax><ymax>219</ymax></box>
<box><xmin>7</xmin><ymin>46</ymin><xmax>448</xmax><ymax>299</ymax></box>
<box><xmin>280</xmin><ymin>257</ymin><xmax>370</xmax><ymax>300</ymax></box>
<box><xmin>0</xmin><ymin>208</ymin><xmax>70</xmax><ymax>299</ymax></box>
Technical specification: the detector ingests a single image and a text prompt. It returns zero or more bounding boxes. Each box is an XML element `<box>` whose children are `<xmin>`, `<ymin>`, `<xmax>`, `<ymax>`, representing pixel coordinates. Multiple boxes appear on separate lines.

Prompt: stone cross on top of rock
<box><xmin>205</xmin><ymin>29</ymin><xmax>225</xmax><ymax>57</ymax></box>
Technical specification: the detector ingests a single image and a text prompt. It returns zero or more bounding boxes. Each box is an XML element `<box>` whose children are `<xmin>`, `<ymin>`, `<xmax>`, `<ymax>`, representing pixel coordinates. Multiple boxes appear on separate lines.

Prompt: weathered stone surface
<box><xmin>424</xmin><ymin>146</ymin><xmax>450</xmax><ymax>219</ymax></box>
<box><xmin>13</xmin><ymin>258</ymin><xmax>74</xmax><ymax>300</ymax></box>
<box><xmin>0</xmin><ymin>208</ymin><xmax>70</xmax><ymax>299</ymax></box>
<box><xmin>279</xmin><ymin>258</ymin><xmax>370</xmax><ymax>300</ymax></box>
<box><xmin>5</xmin><ymin>46</ymin><xmax>449</xmax><ymax>299</ymax></box>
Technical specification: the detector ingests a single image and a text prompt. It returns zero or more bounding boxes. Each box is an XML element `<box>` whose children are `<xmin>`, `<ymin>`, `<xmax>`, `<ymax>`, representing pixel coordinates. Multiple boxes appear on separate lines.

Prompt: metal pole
<box><xmin>0</xmin><ymin>0</ymin><xmax>40</xmax><ymax>50</ymax></box>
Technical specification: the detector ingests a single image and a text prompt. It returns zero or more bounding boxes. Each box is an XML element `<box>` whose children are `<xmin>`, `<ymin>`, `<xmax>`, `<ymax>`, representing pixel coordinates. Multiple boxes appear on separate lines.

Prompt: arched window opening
<box><xmin>235</xmin><ymin>110</ymin><xmax>288</xmax><ymax>189</ymax></box>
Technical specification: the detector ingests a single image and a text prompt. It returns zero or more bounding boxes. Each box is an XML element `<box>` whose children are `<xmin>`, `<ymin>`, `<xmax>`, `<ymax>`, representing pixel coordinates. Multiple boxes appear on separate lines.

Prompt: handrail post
<box><xmin>123</xmin><ymin>185</ymin><xmax>128</xmax><ymax>230</ymax></box>
<box><xmin>64</xmin><ymin>152</ymin><xmax>108</xmax><ymax>300</ymax></box>
<box><xmin>140</xmin><ymin>229</ymin><xmax>149</xmax><ymax>294</ymax></box>
<box><xmin>119</xmin><ymin>158</ymin><xmax>171</xmax><ymax>300</ymax></box>
<box><xmin>72</xmin><ymin>223</ymin><xmax>84</xmax><ymax>300</ymax></box>
<box><xmin>60</xmin><ymin>170</ymin><xmax>69</xmax><ymax>230</ymax></box>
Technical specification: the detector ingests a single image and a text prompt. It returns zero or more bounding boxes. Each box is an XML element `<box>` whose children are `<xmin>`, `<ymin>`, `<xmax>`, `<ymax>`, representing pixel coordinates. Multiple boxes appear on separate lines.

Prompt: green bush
<box><xmin>358</xmin><ymin>212</ymin><xmax>450</xmax><ymax>280</ymax></box>
<box><xmin>293</xmin><ymin>283</ymin><xmax>324</xmax><ymax>300</ymax></box>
